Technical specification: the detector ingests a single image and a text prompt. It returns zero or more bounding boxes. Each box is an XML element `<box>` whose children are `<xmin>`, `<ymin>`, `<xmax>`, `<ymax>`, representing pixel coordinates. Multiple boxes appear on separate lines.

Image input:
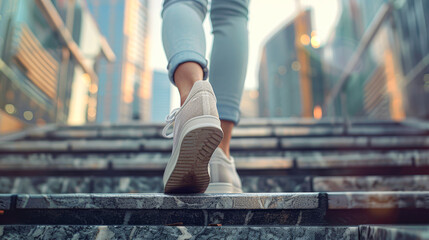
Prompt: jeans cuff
<box><xmin>217</xmin><ymin>103</ymin><xmax>240</xmax><ymax>125</ymax></box>
<box><xmin>167</xmin><ymin>50</ymin><xmax>209</xmax><ymax>86</ymax></box>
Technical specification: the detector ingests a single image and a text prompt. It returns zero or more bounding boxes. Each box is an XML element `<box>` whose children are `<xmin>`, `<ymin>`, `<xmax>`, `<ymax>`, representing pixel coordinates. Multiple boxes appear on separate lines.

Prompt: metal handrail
<box><xmin>323</xmin><ymin>3</ymin><xmax>394</xmax><ymax>116</ymax></box>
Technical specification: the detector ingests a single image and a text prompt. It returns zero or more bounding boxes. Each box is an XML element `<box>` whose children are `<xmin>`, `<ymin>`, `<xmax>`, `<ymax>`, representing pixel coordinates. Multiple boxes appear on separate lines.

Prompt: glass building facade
<box><xmin>0</xmin><ymin>0</ymin><xmax>113</xmax><ymax>134</ymax></box>
<box><xmin>86</xmin><ymin>0</ymin><xmax>151</xmax><ymax>123</ymax></box>
<box><xmin>150</xmin><ymin>70</ymin><xmax>170</xmax><ymax>122</ymax></box>
<box><xmin>259</xmin><ymin>0</ymin><xmax>429</xmax><ymax>120</ymax></box>
<box><xmin>323</xmin><ymin>0</ymin><xmax>429</xmax><ymax>119</ymax></box>
<box><xmin>258</xmin><ymin>9</ymin><xmax>324</xmax><ymax>118</ymax></box>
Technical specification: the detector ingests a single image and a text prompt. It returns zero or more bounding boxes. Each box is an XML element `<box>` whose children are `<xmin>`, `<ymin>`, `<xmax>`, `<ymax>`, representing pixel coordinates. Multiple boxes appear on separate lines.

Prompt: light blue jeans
<box><xmin>162</xmin><ymin>0</ymin><xmax>249</xmax><ymax>124</ymax></box>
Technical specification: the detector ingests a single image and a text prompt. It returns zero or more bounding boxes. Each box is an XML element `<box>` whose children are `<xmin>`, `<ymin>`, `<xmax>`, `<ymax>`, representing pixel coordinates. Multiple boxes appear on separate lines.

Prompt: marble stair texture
<box><xmin>1</xmin><ymin>118</ymin><xmax>429</xmax><ymax>239</ymax></box>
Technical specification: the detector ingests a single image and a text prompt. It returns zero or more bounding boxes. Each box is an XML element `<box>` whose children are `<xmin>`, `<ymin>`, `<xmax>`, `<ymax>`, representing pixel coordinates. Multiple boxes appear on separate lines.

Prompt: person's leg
<box><xmin>209</xmin><ymin>0</ymin><xmax>250</xmax><ymax>157</ymax></box>
<box><xmin>162</xmin><ymin>0</ymin><xmax>209</xmax><ymax>105</ymax></box>
<box><xmin>174</xmin><ymin>62</ymin><xmax>203</xmax><ymax>105</ymax></box>
<box><xmin>161</xmin><ymin>0</ymin><xmax>224</xmax><ymax>193</ymax></box>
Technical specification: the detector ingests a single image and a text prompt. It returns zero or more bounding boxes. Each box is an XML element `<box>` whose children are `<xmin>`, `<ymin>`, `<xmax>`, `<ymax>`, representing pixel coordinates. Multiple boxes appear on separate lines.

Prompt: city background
<box><xmin>0</xmin><ymin>0</ymin><xmax>428</xmax><ymax>134</ymax></box>
<box><xmin>1</xmin><ymin>1</ymin><xmax>429</xmax><ymax>235</ymax></box>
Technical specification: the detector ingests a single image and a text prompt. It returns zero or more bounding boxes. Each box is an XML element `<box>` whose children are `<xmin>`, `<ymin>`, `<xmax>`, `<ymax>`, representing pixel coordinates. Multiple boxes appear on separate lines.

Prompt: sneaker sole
<box><xmin>164</xmin><ymin>116</ymin><xmax>223</xmax><ymax>193</ymax></box>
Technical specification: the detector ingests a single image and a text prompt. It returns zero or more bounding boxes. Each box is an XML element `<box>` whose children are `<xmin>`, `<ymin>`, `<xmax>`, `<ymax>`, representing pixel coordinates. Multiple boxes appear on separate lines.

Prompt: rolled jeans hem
<box><xmin>167</xmin><ymin>51</ymin><xmax>209</xmax><ymax>86</ymax></box>
<box><xmin>217</xmin><ymin>103</ymin><xmax>240</xmax><ymax>125</ymax></box>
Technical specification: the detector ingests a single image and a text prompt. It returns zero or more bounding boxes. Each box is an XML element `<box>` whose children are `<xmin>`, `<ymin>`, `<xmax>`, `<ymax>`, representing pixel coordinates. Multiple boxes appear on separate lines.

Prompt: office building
<box><xmin>0</xmin><ymin>0</ymin><xmax>113</xmax><ymax>134</ymax></box>
<box><xmin>150</xmin><ymin>71</ymin><xmax>171</xmax><ymax>122</ymax></box>
<box><xmin>258</xmin><ymin>9</ymin><xmax>324</xmax><ymax>118</ymax></box>
<box><xmin>323</xmin><ymin>0</ymin><xmax>429</xmax><ymax>119</ymax></box>
<box><xmin>87</xmin><ymin>0</ymin><xmax>151</xmax><ymax>122</ymax></box>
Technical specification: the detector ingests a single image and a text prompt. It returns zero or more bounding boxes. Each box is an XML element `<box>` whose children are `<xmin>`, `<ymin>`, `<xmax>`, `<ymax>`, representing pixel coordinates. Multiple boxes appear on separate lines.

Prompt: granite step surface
<box><xmin>0</xmin><ymin>176</ymin><xmax>312</xmax><ymax>194</ymax></box>
<box><xmin>14</xmin><ymin>119</ymin><xmax>428</xmax><ymax>141</ymax></box>
<box><xmin>21</xmin><ymin>124</ymin><xmax>429</xmax><ymax>140</ymax></box>
<box><xmin>2</xmin><ymin>225</ymin><xmax>428</xmax><ymax>240</ymax></box>
<box><xmin>0</xmin><ymin>225</ymin><xmax>359</xmax><ymax>240</ymax></box>
<box><xmin>1</xmin><ymin>175</ymin><xmax>429</xmax><ymax>194</ymax></box>
<box><xmin>0</xmin><ymin>193</ymin><xmax>325</xmax><ymax>225</ymax></box>
<box><xmin>1</xmin><ymin>192</ymin><xmax>428</xmax><ymax>225</ymax></box>
<box><xmin>1</xmin><ymin>120</ymin><xmax>429</xmax><ymax>239</ymax></box>
<box><xmin>1</xmin><ymin>151</ymin><xmax>428</xmax><ymax>176</ymax></box>
<box><xmin>1</xmin><ymin>134</ymin><xmax>429</xmax><ymax>153</ymax></box>
<box><xmin>360</xmin><ymin>225</ymin><xmax>429</xmax><ymax>240</ymax></box>
<box><xmin>1</xmin><ymin>119</ymin><xmax>428</xmax><ymax>154</ymax></box>
<box><xmin>313</xmin><ymin>175</ymin><xmax>429</xmax><ymax>191</ymax></box>
<box><xmin>2</xmin><ymin>119</ymin><xmax>427</xmax><ymax>144</ymax></box>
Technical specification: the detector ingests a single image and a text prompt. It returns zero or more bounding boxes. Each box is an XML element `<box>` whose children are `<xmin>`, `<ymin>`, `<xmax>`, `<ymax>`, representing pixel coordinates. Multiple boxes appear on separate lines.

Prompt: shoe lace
<box><xmin>161</xmin><ymin>108</ymin><xmax>181</xmax><ymax>138</ymax></box>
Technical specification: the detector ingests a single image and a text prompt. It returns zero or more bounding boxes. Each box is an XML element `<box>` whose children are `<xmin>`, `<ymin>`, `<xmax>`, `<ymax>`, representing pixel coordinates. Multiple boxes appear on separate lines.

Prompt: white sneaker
<box><xmin>162</xmin><ymin>80</ymin><xmax>223</xmax><ymax>193</ymax></box>
<box><xmin>205</xmin><ymin>148</ymin><xmax>243</xmax><ymax>193</ymax></box>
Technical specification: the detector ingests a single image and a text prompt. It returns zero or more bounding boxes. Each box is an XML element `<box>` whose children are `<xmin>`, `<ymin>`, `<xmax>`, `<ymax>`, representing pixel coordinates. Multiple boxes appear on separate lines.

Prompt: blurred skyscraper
<box><xmin>323</xmin><ymin>0</ymin><xmax>429</xmax><ymax>119</ymax></box>
<box><xmin>0</xmin><ymin>0</ymin><xmax>114</xmax><ymax>134</ymax></box>
<box><xmin>150</xmin><ymin>71</ymin><xmax>170</xmax><ymax>122</ymax></box>
<box><xmin>86</xmin><ymin>0</ymin><xmax>151</xmax><ymax>123</ymax></box>
<box><xmin>258</xmin><ymin>9</ymin><xmax>324</xmax><ymax>118</ymax></box>
<box><xmin>259</xmin><ymin>0</ymin><xmax>429</xmax><ymax>120</ymax></box>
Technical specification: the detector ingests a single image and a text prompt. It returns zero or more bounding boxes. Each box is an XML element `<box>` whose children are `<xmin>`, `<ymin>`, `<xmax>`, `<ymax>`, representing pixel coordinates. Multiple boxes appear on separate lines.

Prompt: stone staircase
<box><xmin>1</xmin><ymin>118</ymin><xmax>429</xmax><ymax>239</ymax></box>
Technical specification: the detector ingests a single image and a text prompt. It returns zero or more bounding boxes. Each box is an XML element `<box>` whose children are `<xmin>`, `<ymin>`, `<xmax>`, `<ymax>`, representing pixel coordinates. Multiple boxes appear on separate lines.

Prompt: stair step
<box><xmin>23</xmin><ymin>125</ymin><xmax>428</xmax><ymax>140</ymax></box>
<box><xmin>1</xmin><ymin>119</ymin><xmax>429</xmax><ymax>238</ymax></box>
<box><xmin>2</xmin><ymin>225</ymin><xmax>427</xmax><ymax>240</ymax></box>
<box><xmin>0</xmin><ymin>154</ymin><xmax>293</xmax><ymax>172</ymax></box>
<box><xmin>2</xmin><ymin>135</ymin><xmax>429</xmax><ymax>153</ymax></box>
<box><xmin>15</xmin><ymin>119</ymin><xmax>427</xmax><ymax>142</ymax></box>
<box><xmin>1</xmin><ymin>151</ymin><xmax>428</xmax><ymax>178</ymax></box>
<box><xmin>4</xmin><ymin>119</ymin><xmax>426</xmax><ymax>144</ymax></box>
<box><xmin>0</xmin><ymin>176</ymin><xmax>312</xmax><ymax>194</ymax></box>
<box><xmin>0</xmin><ymin>193</ymin><xmax>324</xmax><ymax>225</ymax></box>
<box><xmin>0</xmin><ymin>225</ymin><xmax>359</xmax><ymax>239</ymax></box>
<box><xmin>360</xmin><ymin>225</ymin><xmax>429</xmax><ymax>240</ymax></box>
<box><xmin>313</xmin><ymin>175</ymin><xmax>429</xmax><ymax>191</ymax></box>
<box><xmin>54</xmin><ymin>118</ymin><xmax>408</xmax><ymax>128</ymax></box>
<box><xmin>3</xmin><ymin>193</ymin><xmax>319</xmax><ymax>210</ymax></box>
<box><xmin>370</xmin><ymin>136</ymin><xmax>429</xmax><ymax>148</ymax></box>
<box><xmin>327</xmin><ymin>192</ymin><xmax>429</xmax><ymax>209</ymax></box>
<box><xmin>416</xmin><ymin>153</ymin><xmax>429</xmax><ymax>166</ymax></box>
<box><xmin>1</xmin><ymin>192</ymin><xmax>428</xmax><ymax>225</ymax></box>
<box><xmin>2</xmin><ymin>175</ymin><xmax>429</xmax><ymax>194</ymax></box>
<box><xmin>296</xmin><ymin>152</ymin><xmax>417</xmax><ymax>169</ymax></box>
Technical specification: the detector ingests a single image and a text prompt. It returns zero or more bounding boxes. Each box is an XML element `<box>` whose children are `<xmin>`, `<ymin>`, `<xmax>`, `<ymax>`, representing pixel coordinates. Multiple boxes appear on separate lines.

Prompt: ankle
<box><xmin>218</xmin><ymin>144</ymin><xmax>230</xmax><ymax>159</ymax></box>
<box><xmin>174</xmin><ymin>62</ymin><xmax>203</xmax><ymax>106</ymax></box>
<box><xmin>180</xmin><ymin>94</ymin><xmax>190</xmax><ymax>105</ymax></box>
<box><xmin>219</xmin><ymin>120</ymin><xmax>234</xmax><ymax>158</ymax></box>
<box><xmin>178</xmin><ymin>81</ymin><xmax>198</xmax><ymax>106</ymax></box>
